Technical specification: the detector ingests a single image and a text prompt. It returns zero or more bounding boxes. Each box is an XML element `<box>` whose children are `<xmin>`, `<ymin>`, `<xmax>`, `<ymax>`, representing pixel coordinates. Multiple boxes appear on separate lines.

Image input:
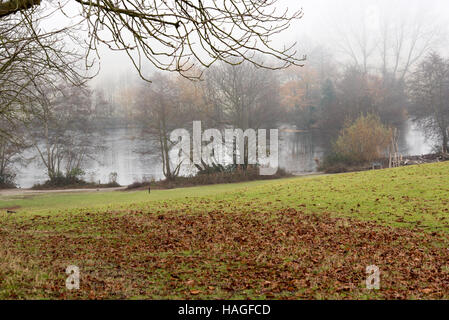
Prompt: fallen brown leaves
<box><xmin>1</xmin><ymin>206</ymin><xmax>449</xmax><ymax>299</ymax></box>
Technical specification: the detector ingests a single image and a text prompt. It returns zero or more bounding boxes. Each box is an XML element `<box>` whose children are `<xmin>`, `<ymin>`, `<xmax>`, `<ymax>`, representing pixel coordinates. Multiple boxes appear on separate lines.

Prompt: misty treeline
<box><xmin>92</xmin><ymin>50</ymin><xmax>449</xmax><ymax>178</ymax></box>
<box><xmin>7</xmin><ymin>48</ymin><xmax>447</xmax><ymax>186</ymax></box>
<box><xmin>0</xmin><ymin>0</ymin><xmax>304</xmax><ymax>187</ymax></box>
<box><xmin>1</xmin><ymin>1</ymin><xmax>449</xmax><ymax>187</ymax></box>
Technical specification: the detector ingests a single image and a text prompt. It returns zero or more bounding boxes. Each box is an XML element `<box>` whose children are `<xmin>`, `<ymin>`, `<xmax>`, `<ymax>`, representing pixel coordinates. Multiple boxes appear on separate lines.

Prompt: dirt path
<box><xmin>0</xmin><ymin>187</ymin><xmax>127</xmax><ymax>197</ymax></box>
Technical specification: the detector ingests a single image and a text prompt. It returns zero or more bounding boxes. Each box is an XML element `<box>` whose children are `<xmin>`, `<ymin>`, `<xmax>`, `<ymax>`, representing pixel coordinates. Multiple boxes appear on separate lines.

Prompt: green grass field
<box><xmin>0</xmin><ymin>179</ymin><xmax>280</xmax><ymax>215</ymax></box>
<box><xmin>1</xmin><ymin>163</ymin><xmax>449</xmax><ymax>299</ymax></box>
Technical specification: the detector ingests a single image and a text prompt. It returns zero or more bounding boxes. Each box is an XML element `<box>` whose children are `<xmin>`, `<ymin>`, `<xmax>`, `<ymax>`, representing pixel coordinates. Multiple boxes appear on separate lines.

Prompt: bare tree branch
<box><xmin>0</xmin><ymin>0</ymin><xmax>41</xmax><ymax>18</ymax></box>
<box><xmin>0</xmin><ymin>0</ymin><xmax>305</xmax><ymax>81</ymax></box>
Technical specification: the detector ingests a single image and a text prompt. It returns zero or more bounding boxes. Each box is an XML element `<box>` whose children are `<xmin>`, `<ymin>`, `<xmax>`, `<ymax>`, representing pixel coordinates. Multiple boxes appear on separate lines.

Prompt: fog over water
<box><xmin>15</xmin><ymin>121</ymin><xmax>433</xmax><ymax>188</ymax></box>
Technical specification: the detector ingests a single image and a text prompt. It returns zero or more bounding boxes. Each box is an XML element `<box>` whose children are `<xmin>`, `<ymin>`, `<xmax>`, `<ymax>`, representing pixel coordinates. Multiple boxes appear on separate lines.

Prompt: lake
<box><xmin>14</xmin><ymin>120</ymin><xmax>434</xmax><ymax>188</ymax></box>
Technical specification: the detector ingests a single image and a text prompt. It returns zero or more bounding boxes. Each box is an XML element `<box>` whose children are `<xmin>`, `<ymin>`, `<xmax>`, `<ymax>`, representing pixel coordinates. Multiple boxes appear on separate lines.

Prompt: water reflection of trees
<box><xmin>281</xmin><ymin>130</ymin><xmax>325</xmax><ymax>173</ymax></box>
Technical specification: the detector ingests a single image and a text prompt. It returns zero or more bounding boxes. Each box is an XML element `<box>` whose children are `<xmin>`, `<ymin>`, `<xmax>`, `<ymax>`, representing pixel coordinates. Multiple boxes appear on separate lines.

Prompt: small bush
<box><xmin>32</xmin><ymin>176</ymin><xmax>88</xmax><ymax>189</ymax></box>
<box><xmin>32</xmin><ymin>169</ymin><xmax>120</xmax><ymax>190</ymax></box>
<box><xmin>51</xmin><ymin>171</ymin><xmax>85</xmax><ymax>186</ymax></box>
<box><xmin>334</xmin><ymin>114</ymin><xmax>392</xmax><ymax>164</ymax></box>
<box><xmin>319</xmin><ymin>114</ymin><xmax>392</xmax><ymax>173</ymax></box>
<box><xmin>66</xmin><ymin>168</ymin><xmax>85</xmax><ymax>181</ymax></box>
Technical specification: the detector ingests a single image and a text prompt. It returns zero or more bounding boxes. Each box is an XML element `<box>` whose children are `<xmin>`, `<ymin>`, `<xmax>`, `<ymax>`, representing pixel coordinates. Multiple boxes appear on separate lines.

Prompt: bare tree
<box><xmin>331</xmin><ymin>3</ymin><xmax>377</xmax><ymax>75</ymax></box>
<box><xmin>26</xmin><ymin>81</ymin><xmax>100</xmax><ymax>183</ymax></box>
<box><xmin>0</xmin><ymin>120</ymin><xmax>29</xmax><ymax>188</ymax></box>
<box><xmin>206</xmin><ymin>61</ymin><xmax>281</xmax><ymax>130</ymax></box>
<box><xmin>203</xmin><ymin>61</ymin><xmax>281</xmax><ymax>169</ymax></box>
<box><xmin>135</xmin><ymin>73</ymin><xmax>188</xmax><ymax>180</ymax></box>
<box><xmin>0</xmin><ymin>0</ymin><xmax>305</xmax><ymax>81</ymax></box>
<box><xmin>377</xmin><ymin>4</ymin><xmax>442</xmax><ymax>82</ymax></box>
<box><xmin>0</xmin><ymin>9</ymin><xmax>87</xmax><ymax>132</ymax></box>
<box><xmin>331</xmin><ymin>2</ymin><xmax>442</xmax><ymax>80</ymax></box>
<box><xmin>0</xmin><ymin>10</ymin><xmax>88</xmax><ymax>186</ymax></box>
<box><xmin>408</xmin><ymin>53</ymin><xmax>449</xmax><ymax>153</ymax></box>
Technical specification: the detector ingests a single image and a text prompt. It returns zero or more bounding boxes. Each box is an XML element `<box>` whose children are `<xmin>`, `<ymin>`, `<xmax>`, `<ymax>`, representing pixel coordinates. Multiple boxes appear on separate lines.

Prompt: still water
<box><xmin>14</xmin><ymin>121</ymin><xmax>433</xmax><ymax>188</ymax></box>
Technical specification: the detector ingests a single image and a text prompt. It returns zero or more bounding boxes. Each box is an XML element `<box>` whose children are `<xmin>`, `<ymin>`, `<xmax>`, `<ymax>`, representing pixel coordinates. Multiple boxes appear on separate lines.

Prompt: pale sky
<box><xmin>40</xmin><ymin>0</ymin><xmax>449</xmax><ymax>87</ymax></box>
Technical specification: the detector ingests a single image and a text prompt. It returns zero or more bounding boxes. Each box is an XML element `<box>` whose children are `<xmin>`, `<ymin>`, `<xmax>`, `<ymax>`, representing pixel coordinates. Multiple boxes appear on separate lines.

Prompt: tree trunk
<box><xmin>442</xmin><ymin>130</ymin><xmax>448</xmax><ymax>153</ymax></box>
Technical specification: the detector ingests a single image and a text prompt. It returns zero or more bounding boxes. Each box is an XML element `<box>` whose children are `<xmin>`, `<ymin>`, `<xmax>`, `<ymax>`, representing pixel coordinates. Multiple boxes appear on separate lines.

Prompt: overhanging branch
<box><xmin>0</xmin><ymin>0</ymin><xmax>42</xmax><ymax>18</ymax></box>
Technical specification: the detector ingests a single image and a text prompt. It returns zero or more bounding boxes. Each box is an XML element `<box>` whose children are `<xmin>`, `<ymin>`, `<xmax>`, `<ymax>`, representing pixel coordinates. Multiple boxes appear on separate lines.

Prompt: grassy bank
<box><xmin>1</xmin><ymin>163</ymin><xmax>449</xmax><ymax>299</ymax></box>
<box><xmin>0</xmin><ymin>179</ymin><xmax>286</xmax><ymax>215</ymax></box>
